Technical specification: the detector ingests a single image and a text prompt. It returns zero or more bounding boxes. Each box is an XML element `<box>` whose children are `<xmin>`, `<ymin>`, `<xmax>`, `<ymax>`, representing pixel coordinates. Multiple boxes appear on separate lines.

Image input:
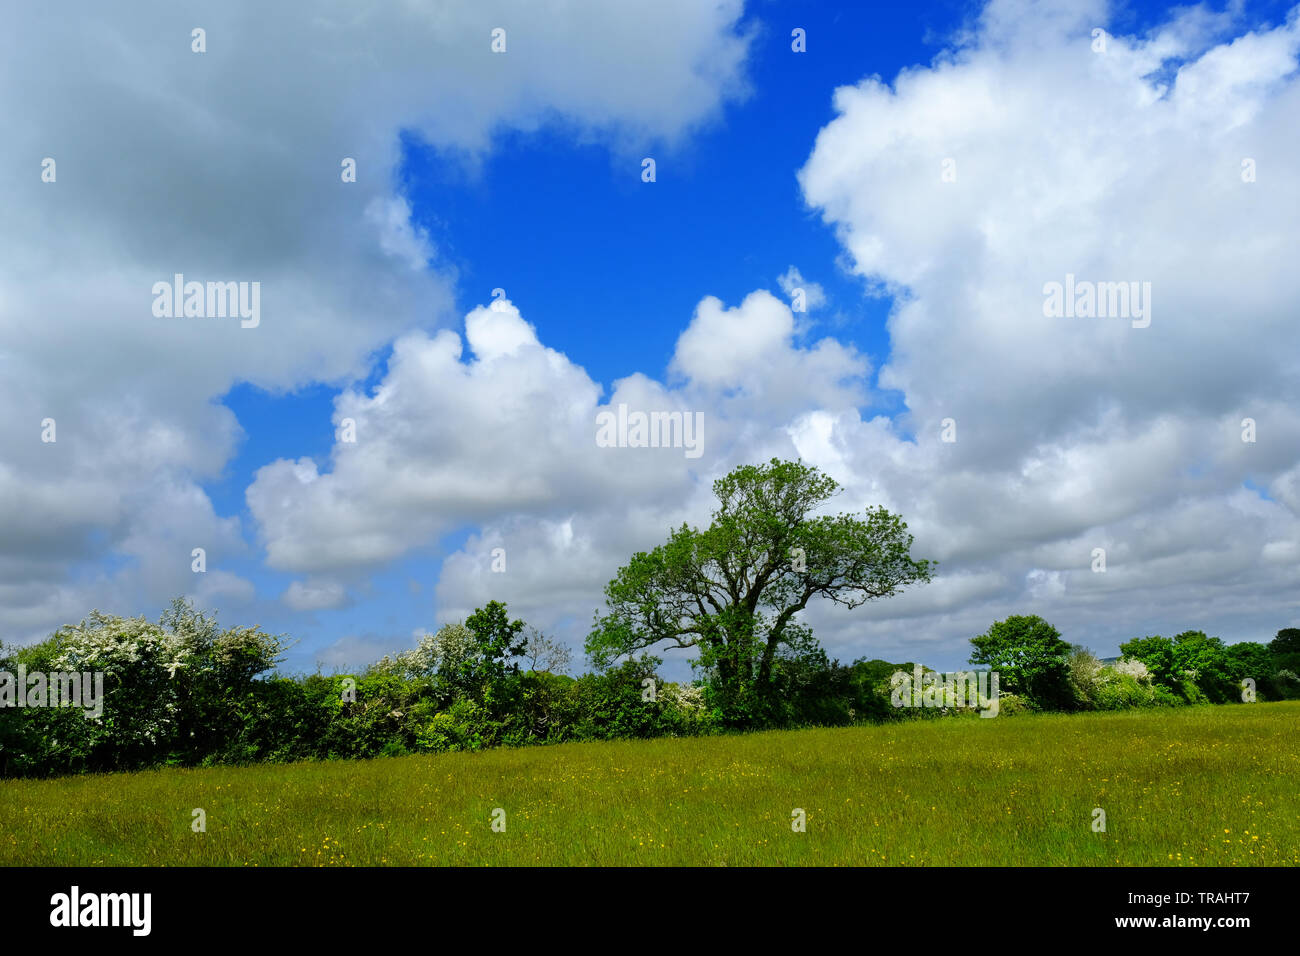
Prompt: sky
<box><xmin>2</xmin><ymin>0</ymin><xmax>1299</xmax><ymax>681</ymax></box>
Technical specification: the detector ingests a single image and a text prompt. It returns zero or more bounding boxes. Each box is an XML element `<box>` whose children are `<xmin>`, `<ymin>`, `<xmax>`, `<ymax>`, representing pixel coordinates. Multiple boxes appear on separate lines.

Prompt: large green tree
<box><xmin>1270</xmin><ymin>627</ymin><xmax>1300</xmax><ymax>661</ymax></box>
<box><xmin>585</xmin><ymin>458</ymin><xmax>933</xmax><ymax>725</ymax></box>
<box><xmin>969</xmin><ymin>615</ymin><xmax>1073</xmax><ymax>707</ymax></box>
<box><xmin>462</xmin><ymin>601</ymin><xmax>528</xmax><ymax>697</ymax></box>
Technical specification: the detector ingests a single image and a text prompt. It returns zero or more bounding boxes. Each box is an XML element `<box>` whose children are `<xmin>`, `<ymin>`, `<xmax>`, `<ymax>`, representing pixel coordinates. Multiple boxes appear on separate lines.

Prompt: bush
<box><xmin>969</xmin><ymin>615</ymin><xmax>1073</xmax><ymax>709</ymax></box>
<box><xmin>5</xmin><ymin>598</ymin><xmax>1297</xmax><ymax>780</ymax></box>
<box><xmin>416</xmin><ymin>699</ymin><xmax>498</xmax><ymax>752</ymax></box>
<box><xmin>845</xmin><ymin>659</ymin><xmax>902</xmax><ymax>722</ymax></box>
<box><xmin>568</xmin><ymin>659</ymin><xmax>714</xmax><ymax>740</ymax></box>
<box><xmin>1118</xmin><ymin>636</ymin><xmax>1178</xmax><ymax>688</ymax></box>
<box><xmin>1092</xmin><ymin>671</ymin><xmax>1154</xmax><ymax>710</ymax></box>
<box><xmin>989</xmin><ymin>693</ymin><xmax>1033</xmax><ymax>716</ymax></box>
<box><xmin>1066</xmin><ymin>646</ymin><xmax>1104</xmax><ymax>709</ymax></box>
<box><xmin>763</xmin><ymin>634</ymin><xmax>856</xmax><ymax>728</ymax></box>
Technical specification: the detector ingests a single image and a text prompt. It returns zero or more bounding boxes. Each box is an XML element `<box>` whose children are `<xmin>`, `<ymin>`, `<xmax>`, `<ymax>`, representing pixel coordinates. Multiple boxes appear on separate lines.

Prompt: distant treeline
<box><xmin>1</xmin><ymin>600</ymin><xmax>1296</xmax><ymax>779</ymax></box>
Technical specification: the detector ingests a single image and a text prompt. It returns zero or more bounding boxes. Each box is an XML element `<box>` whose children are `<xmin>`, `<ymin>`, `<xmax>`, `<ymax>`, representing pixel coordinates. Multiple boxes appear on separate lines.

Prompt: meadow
<box><xmin>2</xmin><ymin>702</ymin><xmax>1296</xmax><ymax>866</ymax></box>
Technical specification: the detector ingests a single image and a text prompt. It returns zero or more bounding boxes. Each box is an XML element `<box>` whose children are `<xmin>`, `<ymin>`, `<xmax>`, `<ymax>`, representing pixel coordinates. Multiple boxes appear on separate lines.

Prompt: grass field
<box><xmin>2</xmin><ymin>702</ymin><xmax>1297</xmax><ymax>866</ymax></box>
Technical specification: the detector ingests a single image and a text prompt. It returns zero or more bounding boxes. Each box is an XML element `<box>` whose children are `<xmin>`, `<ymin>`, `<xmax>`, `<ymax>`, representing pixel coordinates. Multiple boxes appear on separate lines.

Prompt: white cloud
<box><xmin>788</xmin><ymin>0</ymin><xmax>1300</xmax><ymax>657</ymax></box>
<box><xmin>283</xmin><ymin>580</ymin><xmax>348</xmax><ymax>612</ymax></box>
<box><xmin>366</xmin><ymin>197</ymin><xmax>436</xmax><ymax>272</ymax></box>
<box><xmin>777</xmin><ymin>266</ymin><xmax>827</xmax><ymax>311</ymax></box>
<box><xmin>0</xmin><ymin>0</ymin><xmax>754</xmax><ymax>641</ymax></box>
<box><xmin>247</xmin><ymin>287</ymin><xmax>872</xmax><ymax>582</ymax></box>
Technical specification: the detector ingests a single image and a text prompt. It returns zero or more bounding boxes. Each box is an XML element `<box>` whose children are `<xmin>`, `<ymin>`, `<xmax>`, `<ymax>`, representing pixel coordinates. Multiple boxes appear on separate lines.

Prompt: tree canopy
<box><xmin>1271</xmin><ymin>627</ymin><xmax>1300</xmax><ymax>656</ymax></box>
<box><xmin>585</xmin><ymin>458</ymin><xmax>933</xmax><ymax>724</ymax></box>
<box><xmin>969</xmin><ymin>614</ymin><xmax>1073</xmax><ymax>706</ymax></box>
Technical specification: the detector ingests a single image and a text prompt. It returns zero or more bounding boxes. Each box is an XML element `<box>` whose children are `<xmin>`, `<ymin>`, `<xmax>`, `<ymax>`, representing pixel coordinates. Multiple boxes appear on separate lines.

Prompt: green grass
<box><xmin>2</xmin><ymin>702</ymin><xmax>1297</xmax><ymax>866</ymax></box>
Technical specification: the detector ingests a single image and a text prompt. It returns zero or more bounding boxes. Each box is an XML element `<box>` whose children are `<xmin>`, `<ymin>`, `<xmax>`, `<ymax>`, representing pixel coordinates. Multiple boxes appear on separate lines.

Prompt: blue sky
<box><xmin>5</xmin><ymin>0</ymin><xmax>1300</xmax><ymax>679</ymax></box>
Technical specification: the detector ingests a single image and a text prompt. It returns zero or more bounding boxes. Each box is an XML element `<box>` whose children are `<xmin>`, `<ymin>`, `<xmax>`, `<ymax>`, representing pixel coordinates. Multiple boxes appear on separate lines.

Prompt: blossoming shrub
<box><xmin>49</xmin><ymin>612</ymin><xmax>192</xmax><ymax>771</ymax></box>
<box><xmin>1</xmin><ymin>600</ymin><xmax>287</xmax><ymax>775</ymax></box>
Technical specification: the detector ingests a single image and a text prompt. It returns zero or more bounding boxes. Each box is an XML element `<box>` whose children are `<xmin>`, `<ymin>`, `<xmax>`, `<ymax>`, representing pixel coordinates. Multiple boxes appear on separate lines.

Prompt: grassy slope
<box><xmin>2</xmin><ymin>702</ymin><xmax>1297</xmax><ymax>866</ymax></box>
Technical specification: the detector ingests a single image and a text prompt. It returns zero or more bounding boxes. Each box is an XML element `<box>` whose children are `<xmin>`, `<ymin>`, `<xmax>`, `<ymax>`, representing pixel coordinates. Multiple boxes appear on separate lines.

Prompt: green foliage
<box><xmin>1116</xmin><ymin>631</ymin><xmax>1272</xmax><ymax>703</ymax></box>
<box><xmin>567</xmin><ymin>658</ymin><xmax>716</xmax><ymax>740</ymax></box>
<box><xmin>1118</xmin><ymin>635</ymin><xmax>1177</xmax><ymax>687</ymax></box>
<box><xmin>1064</xmin><ymin>650</ymin><xmax>1186</xmax><ymax>711</ymax></box>
<box><xmin>463</xmin><ymin>600</ymin><xmax>527</xmax><ymax>694</ymax></box>
<box><xmin>416</xmin><ymin>699</ymin><xmax>497</xmax><ymax>753</ymax></box>
<box><xmin>1261</xmin><ymin>629</ymin><xmax>1300</xmax><ymax>699</ymax></box>
<box><xmin>1168</xmin><ymin>630</ymin><xmax>1237</xmax><ymax>703</ymax></box>
<box><xmin>763</xmin><ymin>628</ymin><xmax>855</xmax><ymax>727</ymax></box>
<box><xmin>1225</xmin><ymin>641</ymin><xmax>1271</xmax><ymax>692</ymax></box>
<box><xmin>498</xmin><ymin>671</ymin><xmax>577</xmax><ymax>745</ymax></box>
<box><xmin>1224</xmin><ymin>640</ymin><xmax>1300</xmax><ymax>702</ymax></box>
<box><xmin>846</xmin><ymin>659</ymin><xmax>906</xmax><ymax>722</ymax></box>
<box><xmin>989</xmin><ymin>693</ymin><xmax>1034</xmax><ymax>716</ymax></box>
<box><xmin>2</xmin><ymin>595</ymin><xmax>730</xmax><ymax>779</ymax></box>
<box><xmin>160</xmin><ymin>599</ymin><xmax>289</xmax><ymax>765</ymax></box>
<box><xmin>1116</xmin><ymin>630</ymin><xmax>1281</xmax><ymax>704</ymax></box>
<box><xmin>6</xmin><ymin>587</ymin><xmax>1299</xmax><ymax>780</ymax></box>
<box><xmin>1270</xmin><ymin>627</ymin><xmax>1300</xmax><ymax>656</ymax></box>
<box><xmin>0</xmin><ymin>601</ymin><xmax>287</xmax><ymax>776</ymax></box>
<box><xmin>969</xmin><ymin>615</ymin><xmax>1072</xmax><ymax>708</ymax></box>
<box><xmin>1066</xmin><ymin>645</ymin><xmax>1104</xmax><ymax>709</ymax></box>
<box><xmin>586</xmin><ymin>458</ymin><xmax>933</xmax><ymax>726</ymax></box>
<box><xmin>1092</xmin><ymin>671</ymin><xmax>1180</xmax><ymax>710</ymax></box>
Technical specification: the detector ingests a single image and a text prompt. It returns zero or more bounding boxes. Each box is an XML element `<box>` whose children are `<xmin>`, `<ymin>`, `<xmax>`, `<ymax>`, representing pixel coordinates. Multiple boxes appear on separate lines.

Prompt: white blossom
<box><xmin>1109</xmin><ymin>657</ymin><xmax>1151</xmax><ymax>683</ymax></box>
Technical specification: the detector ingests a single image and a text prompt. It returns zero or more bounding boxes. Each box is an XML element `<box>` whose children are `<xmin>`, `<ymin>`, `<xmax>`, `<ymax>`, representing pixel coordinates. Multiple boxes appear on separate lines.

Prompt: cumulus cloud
<box><xmin>246</xmin><ymin>290</ymin><xmax>857</xmax><ymax>561</ymax></box>
<box><xmin>244</xmin><ymin>289</ymin><xmax>867</xmax><ymax>670</ymax></box>
<box><xmin>417</xmin><ymin>0</ymin><xmax>1300</xmax><ymax>668</ymax></box>
<box><xmin>0</xmin><ymin>1</ymin><xmax>753</xmax><ymax>641</ymax></box>
<box><xmin>790</xmin><ymin>0</ymin><xmax>1300</xmax><ymax>657</ymax></box>
<box><xmin>669</xmin><ymin>290</ymin><xmax>867</xmax><ymax>409</ymax></box>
